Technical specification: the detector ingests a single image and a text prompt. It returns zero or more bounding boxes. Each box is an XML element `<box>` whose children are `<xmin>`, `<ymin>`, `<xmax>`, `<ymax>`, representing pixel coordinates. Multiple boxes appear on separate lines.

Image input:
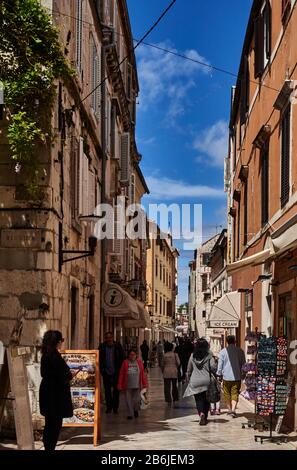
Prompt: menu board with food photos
<box><xmin>61</xmin><ymin>350</ymin><xmax>100</xmax><ymax>446</ymax></box>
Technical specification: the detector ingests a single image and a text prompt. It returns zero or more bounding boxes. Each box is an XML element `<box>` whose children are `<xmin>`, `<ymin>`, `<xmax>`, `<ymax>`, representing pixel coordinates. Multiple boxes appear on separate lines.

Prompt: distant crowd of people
<box><xmin>39</xmin><ymin>330</ymin><xmax>246</xmax><ymax>450</ymax></box>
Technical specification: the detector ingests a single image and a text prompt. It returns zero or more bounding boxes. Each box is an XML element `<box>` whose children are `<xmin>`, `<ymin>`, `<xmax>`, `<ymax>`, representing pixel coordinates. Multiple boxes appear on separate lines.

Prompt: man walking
<box><xmin>217</xmin><ymin>335</ymin><xmax>246</xmax><ymax>417</ymax></box>
<box><xmin>99</xmin><ymin>332</ymin><xmax>124</xmax><ymax>414</ymax></box>
<box><xmin>140</xmin><ymin>340</ymin><xmax>149</xmax><ymax>370</ymax></box>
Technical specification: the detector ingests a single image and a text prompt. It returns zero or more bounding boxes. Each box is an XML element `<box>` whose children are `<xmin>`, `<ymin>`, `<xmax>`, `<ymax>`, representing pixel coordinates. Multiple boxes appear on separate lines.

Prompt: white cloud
<box><xmin>137</xmin><ymin>136</ymin><xmax>156</xmax><ymax>146</ymax></box>
<box><xmin>193</xmin><ymin>120</ymin><xmax>228</xmax><ymax>167</ymax></box>
<box><xmin>136</xmin><ymin>41</ymin><xmax>210</xmax><ymax>124</ymax></box>
<box><xmin>145</xmin><ymin>175</ymin><xmax>224</xmax><ymax>200</ymax></box>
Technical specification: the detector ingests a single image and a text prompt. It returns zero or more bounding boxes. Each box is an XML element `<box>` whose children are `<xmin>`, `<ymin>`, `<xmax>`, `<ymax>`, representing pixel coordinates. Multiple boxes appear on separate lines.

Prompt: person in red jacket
<box><xmin>118</xmin><ymin>349</ymin><xmax>148</xmax><ymax>419</ymax></box>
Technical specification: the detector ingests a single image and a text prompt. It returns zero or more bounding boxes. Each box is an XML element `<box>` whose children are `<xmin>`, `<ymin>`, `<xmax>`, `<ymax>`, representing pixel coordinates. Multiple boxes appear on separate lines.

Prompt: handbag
<box><xmin>206</xmin><ymin>360</ymin><xmax>221</xmax><ymax>404</ymax></box>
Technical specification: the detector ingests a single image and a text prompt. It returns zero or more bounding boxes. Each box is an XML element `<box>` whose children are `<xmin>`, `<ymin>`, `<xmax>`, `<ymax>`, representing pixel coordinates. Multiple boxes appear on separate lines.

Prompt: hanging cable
<box><xmin>78</xmin><ymin>0</ymin><xmax>177</xmax><ymax>106</ymax></box>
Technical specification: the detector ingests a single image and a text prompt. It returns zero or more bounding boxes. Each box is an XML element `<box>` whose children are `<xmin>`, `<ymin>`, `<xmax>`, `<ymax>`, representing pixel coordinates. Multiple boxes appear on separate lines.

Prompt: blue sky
<box><xmin>127</xmin><ymin>0</ymin><xmax>252</xmax><ymax>305</ymax></box>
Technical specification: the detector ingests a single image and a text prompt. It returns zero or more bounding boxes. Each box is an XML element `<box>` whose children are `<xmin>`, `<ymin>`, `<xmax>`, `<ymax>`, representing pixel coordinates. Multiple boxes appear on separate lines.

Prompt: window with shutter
<box><xmin>240</xmin><ymin>55</ymin><xmax>249</xmax><ymax>124</ymax></box>
<box><xmin>263</xmin><ymin>1</ymin><xmax>272</xmax><ymax>65</ymax></box>
<box><xmin>105</xmin><ymin>94</ymin><xmax>111</xmax><ymax>153</ymax></box>
<box><xmin>254</xmin><ymin>2</ymin><xmax>271</xmax><ymax>78</ymax></box>
<box><xmin>76</xmin><ymin>0</ymin><xmax>83</xmax><ymax>73</ymax></box>
<box><xmin>281</xmin><ymin>106</ymin><xmax>291</xmax><ymax>207</ymax></box>
<box><xmin>130</xmin><ymin>173</ymin><xmax>135</xmax><ymax>205</ymax></box>
<box><xmin>120</xmin><ymin>133</ymin><xmax>130</xmax><ymax>183</ymax></box>
<box><xmin>243</xmin><ymin>182</ymin><xmax>248</xmax><ymax>246</ymax></box>
<box><xmin>78</xmin><ymin>138</ymin><xmax>84</xmax><ymax>215</ymax></box>
<box><xmin>254</xmin><ymin>14</ymin><xmax>264</xmax><ymax>78</ymax></box>
<box><xmin>71</xmin><ymin>137</ymin><xmax>80</xmax><ymax>220</ymax></box>
<box><xmin>88</xmin><ymin>170</ymin><xmax>95</xmax><ymax>215</ymax></box>
<box><xmin>110</xmin><ymin>103</ymin><xmax>117</xmax><ymax>159</ymax></box>
<box><xmin>82</xmin><ymin>153</ymin><xmax>89</xmax><ymax>215</ymax></box>
<box><xmin>95</xmin><ymin>49</ymin><xmax>102</xmax><ymax>119</ymax></box>
<box><xmin>261</xmin><ymin>143</ymin><xmax>269</xmax><ymax>225</ymax></box>
<box><xmin>237</xmin><ymin>198</ymin><xmax>241</xmax><ymax>259</ymax></box>
<box><xmin>282</xmin><ymin>0</ymin><xmax>291</xmax><ymax>22</ymax></box>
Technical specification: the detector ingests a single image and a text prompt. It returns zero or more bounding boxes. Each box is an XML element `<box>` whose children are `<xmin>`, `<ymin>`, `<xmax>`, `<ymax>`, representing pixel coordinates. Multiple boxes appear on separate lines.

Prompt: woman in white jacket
<box><xmin>184</xmin><ymin>338</ymin><xmax>217</xmax><ymax>425</ymax></box>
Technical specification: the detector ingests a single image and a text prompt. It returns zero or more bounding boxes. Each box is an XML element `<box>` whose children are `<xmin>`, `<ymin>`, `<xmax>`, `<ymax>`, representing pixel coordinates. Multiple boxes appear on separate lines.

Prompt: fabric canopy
<box><xmin>226</xmin><ymin>249</ymin><xmax>271</xmax><ymax>275</ymax></box>
<box><xmin>158</xmin><ymin>325</ymin><xmax>176</xmax><ymax>334</ymax></box>
<box><xmin>123</xmin><ymin>301</ymin><xmax>151</xmax><ymax>328</ymax></box>
<box><xmin>208</xmin><ymin>291</ymin><xmax>241</xmax><ymax>328</ymax></box>
<box><xmin>103</xmin><ymin>282</ymin><xmax>139</xmax><ymax>319</ymax></box>
<box><xmin>271</xmin><ymin>219</ymin><xmax>297</xmax><ymax>255</ymax></box>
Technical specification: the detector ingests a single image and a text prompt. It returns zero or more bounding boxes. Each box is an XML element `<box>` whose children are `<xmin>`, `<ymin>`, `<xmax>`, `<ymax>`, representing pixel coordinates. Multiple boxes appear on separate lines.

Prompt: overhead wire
<box><xmin>44</xmin><ymin>5</ymin><xmax>281</xmax><ymax>95</ymax></box>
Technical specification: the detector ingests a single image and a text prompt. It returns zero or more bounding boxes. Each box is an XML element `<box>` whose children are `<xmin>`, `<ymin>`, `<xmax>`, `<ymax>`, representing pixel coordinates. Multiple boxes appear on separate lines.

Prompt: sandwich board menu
<box><xmin>61</xmin><ymin>350</ymin><xmax>100</xmax><ymax>446</ymax></box>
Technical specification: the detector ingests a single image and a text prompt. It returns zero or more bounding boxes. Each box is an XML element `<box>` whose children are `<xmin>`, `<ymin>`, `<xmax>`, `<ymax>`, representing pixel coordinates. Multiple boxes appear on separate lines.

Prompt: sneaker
<box><xmin>134</xmin><ymin>410</ymin><xmax>139</xmax><ymax>418</ymax></box>
<box><xmin>227</xmin><ymin>410</ymin><xmax>232</xmax><ymax>415</ymax></box>
<box><xmin>127</xmin><ymin>416</ymin><xmax>133</xmax><ymax>420</ymax></box>
<box><xmin>199</xmin><ymin>414</ymin><xmax>207</xmax><ymax>426</ymax></box>
<box><xmin>231</xmin><ymin>411</ymin><xmax>237</xmax><ymax>418</ymax></box>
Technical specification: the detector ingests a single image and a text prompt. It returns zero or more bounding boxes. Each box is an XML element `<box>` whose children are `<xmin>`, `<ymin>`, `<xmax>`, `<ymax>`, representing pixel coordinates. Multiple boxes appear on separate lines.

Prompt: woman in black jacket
<box><xmin>39</xmin><ymin>330</ymin><xmax>73</xmax><ymax>450</ymax></box>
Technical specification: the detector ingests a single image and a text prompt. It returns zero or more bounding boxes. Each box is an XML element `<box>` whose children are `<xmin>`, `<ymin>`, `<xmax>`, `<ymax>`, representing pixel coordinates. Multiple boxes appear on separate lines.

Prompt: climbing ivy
<box><xmin>0</xmin><ymin>0</ymin><xmax>74</xmax><ymax>199</ymax></box>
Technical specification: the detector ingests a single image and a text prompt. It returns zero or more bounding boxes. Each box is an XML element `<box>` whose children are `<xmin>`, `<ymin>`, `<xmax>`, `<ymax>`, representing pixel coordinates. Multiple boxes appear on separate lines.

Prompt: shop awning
<box><xmin>271</xmin><ymin>216</ymin><xmax>297</xmax><ymax>255</ymax></box>
<box><xmin>158</xmin><ymin>325</ymin><xmax>176</xmax><ymax>334</ymax></box>
<box><xmin>208</xmin><ymin>291</ymin><xmax>241</xmax><ymax>328</ymax></box>
<box><xmin>226</xmin><ymin>249</ymin><xmax>271</xmax><ymax>275</ymax></box>
<box><xmin>123</xmin><ymin>301</ymin><xmax>151</xmax><ymax>328</ymax></box>
<box><xmin>103</xmin><ymin>282</ymin><xmax>139</xmax><ymax>319</ymax></box>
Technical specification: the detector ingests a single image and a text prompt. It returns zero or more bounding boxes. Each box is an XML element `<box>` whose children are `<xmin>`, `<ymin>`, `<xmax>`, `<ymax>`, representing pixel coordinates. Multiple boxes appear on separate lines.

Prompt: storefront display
<box><xmin>61</xmin><ymin>350</ymin><xmax>100</xmax><ymax>446</ymax></box>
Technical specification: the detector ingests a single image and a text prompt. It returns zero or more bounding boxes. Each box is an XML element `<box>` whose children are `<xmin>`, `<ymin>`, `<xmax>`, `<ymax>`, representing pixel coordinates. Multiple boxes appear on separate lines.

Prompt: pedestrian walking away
<box><xmin>184</xmin><ymin>338</ymin><xmax>217</xmax><ymax>426</ymax></box>
<box><xmin>161</xmin><ymin>342</ymin><xmax>180</xmax><ymax>407</ymax></box>
<box><xmin>39</xmin><ymin>330</ymin><xmax>73</xmax><ymax>451</ymax></box>
<box><xmin>118</xmin><ymin>349</ymin><xmax>148</xmax><ymax>419</ymax></box>
<box><xmin>99</xmin><ymin>332</ymin><xmax>125</xmax><ymax>414</ymax></box>
<box><xmin>217</xmin><ymin>335</ymin><xmax>246</xmax><ymax>418</ymax></box>
<box><xmin>140</xmin><ymin>339</ymin><xmax>150</xmax><ymax>370</ymax></box>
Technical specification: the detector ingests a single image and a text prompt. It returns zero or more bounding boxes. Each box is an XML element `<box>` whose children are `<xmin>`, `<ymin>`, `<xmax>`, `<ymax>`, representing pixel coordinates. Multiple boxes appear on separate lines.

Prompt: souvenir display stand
<box><xmin>254</xmin><ymin>336</ymin><xmax>289</xmax><ymax>444</ymax></box>
<box><xmin>241</xmin><ymin>330</ymin><xmax>268</xmax><ymax>431</ymax></box>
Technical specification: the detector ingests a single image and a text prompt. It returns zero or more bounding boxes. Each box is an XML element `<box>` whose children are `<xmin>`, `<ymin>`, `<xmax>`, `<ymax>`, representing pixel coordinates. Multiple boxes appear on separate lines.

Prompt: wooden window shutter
<box><xmin>261</xmin><ymin>143</ymin><xmax>269</xmax><ymax>225</ymax></box>
<box><xmin>71</xmin><ymin>137</ymin><xmax>79</xmax><ymax>220</ymax></box>
<box><xmin>88</xmin><ymin>170</ymin><xmax>95</xmax><ymax>215</ymax></box>
<box><xmin>110</xmin><ymin>103</ymin><xmax>116</xmax><ymax>158</ymax></box>
<box><xmin>105</xmin><ymin>94</ymin><xmax>111</xmax><ymax>152</ymax></box>
<box><xmin>265</xmin><ymin>1</ymin><xmax>272</xmax><ymax>60</ymax></box>
<box><xmin>254</xmin><ymin>14</ymin><xmax>264</xmax><ymax>78</ymax></box>
<box><xmin>120</xmin><ymin>133</ymin><xmax>130</xmax><ymax>183</ymax></box>
<box><xmin>130</xmin><ymin>173</ymin><xmax>135</xmax><ymax>205</ymax></box>
<box><xmin>281</xmin><ymin>106</ymin><xmax>290</xmax><ymax>207</ymax></box>
<box><xmin>78</xmin><ymin>137</ymin><xmax>84</xmax><ymax>215</ymax></box>
<box><xmin>243</xmin><ymin>182</ymin><xmax>248</xmax><ymax>246</ymax></box>
<box><xmin>240</xmin><ymin>55</ymin><xmax>249</xmax><ymax>124</ymax></box>
<box><xmin>95</xmin><ymin>50</ymin><xmax>101</xmax><ymax>118</ymax></box>
<box><xmin>82</xmin><ymin>153</ymin><xmax>89</xmax><ymax>215</ymax></box>
<box><xmin>76</xmin><ymin>0</ymin><xmax>83</xmax><ymax>73</ymax></box>
<box><xmin>91</xmin><ymin>37</ymin><xmax>96</xmax><ymax>110</ymax></box>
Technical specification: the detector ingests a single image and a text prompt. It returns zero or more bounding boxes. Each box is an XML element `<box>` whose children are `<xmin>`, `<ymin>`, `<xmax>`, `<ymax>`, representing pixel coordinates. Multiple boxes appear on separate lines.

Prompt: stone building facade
<box><xmin>146</xmin><ymin>222</ymin><xmax>179</xmax><ymax>343</ymax></box>
<box><xmin>0</xmin><ymin>0</ymin><xmax>148</xmax><ymax>352</ymax></box>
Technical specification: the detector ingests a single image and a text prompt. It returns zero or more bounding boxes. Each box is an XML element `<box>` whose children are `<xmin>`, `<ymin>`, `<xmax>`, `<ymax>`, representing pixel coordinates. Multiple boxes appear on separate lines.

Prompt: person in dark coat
<box><xmin>99</xmin><ymin>332</ymin><xmax>124</xmax><ymax>414</ymax></box>
<box><xmin>39</xmin><ymin>330</ymin><xmax>73</xmax><ymax>451</ymax></box>
<box><xmin>140</xmin><ymin>340</ymin><xmax>149</xmax><ymax>370</ymax></box>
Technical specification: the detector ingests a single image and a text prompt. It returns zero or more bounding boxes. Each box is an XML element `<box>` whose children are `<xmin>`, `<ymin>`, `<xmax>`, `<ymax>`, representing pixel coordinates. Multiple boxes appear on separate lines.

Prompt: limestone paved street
<box><xmin>1</xmin><ymin>368</ymin><xmax>296</xmax><ymax>451</ymax></box>
<box><xmin>55</xmin><ymin>368</ymin><xmax>296</xmax><ymax>451</ymax></box>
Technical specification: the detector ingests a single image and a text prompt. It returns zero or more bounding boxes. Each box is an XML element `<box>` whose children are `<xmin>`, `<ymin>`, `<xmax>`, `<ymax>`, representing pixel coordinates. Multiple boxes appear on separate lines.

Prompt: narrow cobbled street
<box><xmin>52</xmin><ymin>368</ymin><xmax>296</xmax><ymax>451</ymax></box>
